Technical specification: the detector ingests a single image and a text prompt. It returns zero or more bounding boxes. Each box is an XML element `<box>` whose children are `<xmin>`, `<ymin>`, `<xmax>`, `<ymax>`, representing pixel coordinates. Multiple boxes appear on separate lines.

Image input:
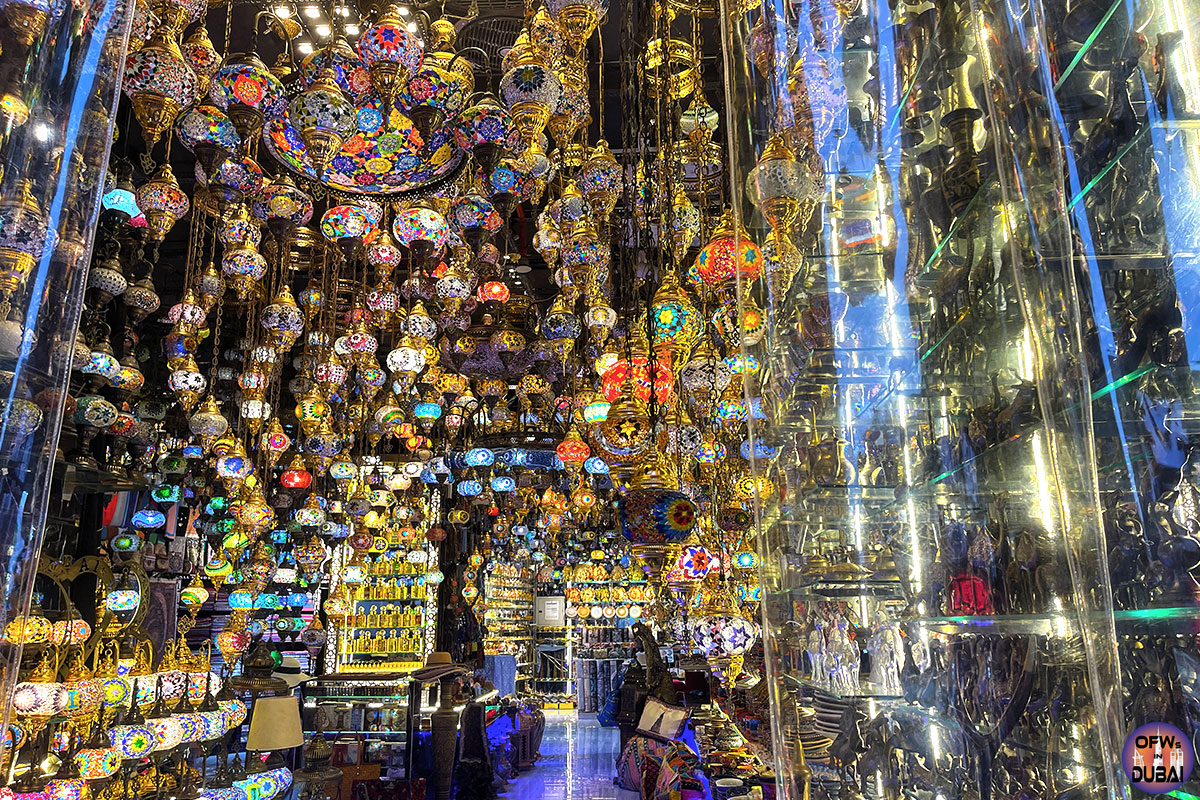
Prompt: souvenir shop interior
<box><xmin>3</xmin><ymin>0</ymin><xmax>1200</xmax><ymax>795</ymax></box>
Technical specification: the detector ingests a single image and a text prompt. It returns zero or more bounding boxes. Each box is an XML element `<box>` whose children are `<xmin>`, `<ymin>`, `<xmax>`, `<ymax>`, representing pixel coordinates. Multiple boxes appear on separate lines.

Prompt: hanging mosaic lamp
<box><xmin>694</xmin><ymin>210</ymin><xmax>764</xmax><ymax>289</ymax></box>
<box><xmin>167</xmin><ymin>355</ymin><xmax>206</xmax><ymax>411</ymax></box>
<box><xmin>196</xmin><ymin>152</ymin><xmax>266</xmax><ymax>213</ymax></box>
<box><xmin>261</xmin><ymin>284</ymin><xmax>305</xmax><ymax>351</ymax></box>
<box><xmin>0</xmin><ymin>179</ymin><xmax>48</xmax><ymax>316</ymax></box>
<box><xmin>321</xmin><ymin>204</ymin><xmax>377</xmax><ymax>262</ymax></box>
<box><xmin>400</xmin><ymin>62</ymin><xmax>464</xmax><ymax>142</ymax></box>
<box><xmin>260</xmin><ymin>418</ymin><xmax>291</xmax><ymax>469</ymax></box>
<box><xmin>689</xmin><ymin>585</ymin><xmax>760</xmax><ymax>686</ymax></box>
<box><xmin>746</xmin><ymin>133</ymin><xmax>811</xmax><ymax>235</ymax></box>
<box><xmin>299</xmin><ymin>35</ymin><xmax>372</xmax><ymax>99</ymax></box>
<box><xmin>583</xmin><ymin>291</ymin><xmax>616</xmax><ymax>346</ymax></box>
<box><xmin>101</xmin><ymin>161</ymin><xmax>142</xmax><ymax>223</ymax></box>
<box><xmin>280</xmin><ymin>455</ymin><xmax>313</xmax><ymax>490</ymax></box>
<box><xmin>533</xmin><ymin>216</ymin><xmax>562</xmax><ymax>268</ymax></box>
<box><xmin>357</xmin><ymin>3</ymin><xmax>424</xmax><ymax>112</ymax></box>
<box><xmin>650</xmin><ymin>268</ymin><xmax>702</xmax><ymax>362</ymax></box>
<box><xmin>667</xmin><ymin>187</ymin><xmax>700</xmax><ymax>267</ymax></box>
<box><xmin>500</xmin><ymin>38</ymin><xmax>561</xmax><ymax>144</ymax></box>
<box><xmin>556</xmin><ymin>426</ymin><xmax>590</xmax><ymax>471</ymax></box>
<box><xmin>618</xmin><ymin>457</ymin><xmax>697</xmax><ymax>583</ymax></box>
<box><xmin>448</xmin><ymin>193</ymin><xmax>502</xmax><ymax>251</ymax></box>
<box><xmin>577</xmin><ymin>139</ymin><xmax>622</xmax><ymax>218</ymax></box>
<box><xmin>181</xmin><ymin>24</ymin><xmax>221</xmax><ymax>100</ymax></box>
<box><xmin>221</xmin><ymin>236</ymin><xmax>268</xmax><ymax>300</ymax></box>
<box><xmin>460</xmin><ymin>94</ymin><xmax>512</xmax><ymax>172</ymax></box>
<box><xmin>209</xmin><ymin>52</ymin><xmax>285</xmax><ymax>141</ymax></box>
<box><xmin>175</xmin><ymin>104</ymin><xmax>241</xmax><ymax>176</ymax></box>
<box><xmin>547</xmin><ymin>55</ymin><xmax>590</xmax><ymax>157</ymax></box>
<box><xmin>124</xmin><ymin>276</ymin><xmax>162</xmax><ymax>323</ymax></box>
<box><xmin>541</xmin><ymin>292</ymin><xmax>582</xmax><ymax>358</ymax></box>
<box><xmin>253</xmin><ymin>175</ymin><xmax>314</xmax><ymax>237</ymax></box>
<box><xmin>592</xmin><ymin>374</ymin><xmax>654</xmax><ymax>473</ymax></box>
<box><xmin>135</xmin><ymin>163</ymin><xmax>189</xmax><ymax>246</ymax></box>
<box><xmin>547</xmin><ymin>0</ymin><xmax>608</xmax><ymax>51</ymax></box>
<box><xmin>188</xmin><ymin>395</ymin><xmax>229</xmax><ymax>446</ymax></box>
<box><xmin>122</xmin><ymin>25</ymin><xmax>197</xmax><ymax>148</ymax></box>
<box><xmin>289</xmin><ymin>68</ymin><xmax>358</xmax><ymax>179</ymax></box>
<box><xmin>393</xmin><ymin>203</ymin><xmax>450</xmax><ymax>268</ymax></box>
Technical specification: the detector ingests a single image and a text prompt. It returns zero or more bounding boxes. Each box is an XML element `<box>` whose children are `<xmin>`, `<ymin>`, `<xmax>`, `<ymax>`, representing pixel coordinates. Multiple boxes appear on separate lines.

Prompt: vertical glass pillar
<box><xmin>0</xmin><ymin>0</ymin><xmax>132</xmax><ymax>732</ymax></box>
<box><xmin>719</xmin><ymin>0</ymin><xmax>1127</xmax><ymax>795</ymax></box>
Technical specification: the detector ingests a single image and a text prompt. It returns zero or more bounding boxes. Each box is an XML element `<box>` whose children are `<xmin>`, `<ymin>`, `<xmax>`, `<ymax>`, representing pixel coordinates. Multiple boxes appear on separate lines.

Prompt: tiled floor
<box><xmin>497</xmin><ymin>712</ymin><xmax>625</xmax><ymax>800</ymax></box>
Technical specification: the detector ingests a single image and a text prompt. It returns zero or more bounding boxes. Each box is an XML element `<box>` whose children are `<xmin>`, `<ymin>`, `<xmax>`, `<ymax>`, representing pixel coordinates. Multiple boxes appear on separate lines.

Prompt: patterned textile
<box><xmin>636</xmin><ymin>697</ymin><xmax>690</xmax><ymax>740</ymax></box>
<box><xmin>653</xmin><ymin>741</ymin><xmax>704</xmax><ymax>800</ymax></box>
<box><xmin>615</xmin><ymin>734</ymin><xmax>668</xmax><ymax>791</ymax></box>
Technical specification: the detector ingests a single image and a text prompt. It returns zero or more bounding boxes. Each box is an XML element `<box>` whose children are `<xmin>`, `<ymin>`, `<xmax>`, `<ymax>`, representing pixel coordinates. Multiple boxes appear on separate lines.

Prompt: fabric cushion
<box><xmin>636</xmin><ymin>697</ymin><xmax>689</xmax><ymax>740</ymax></box>
<box><xmin>616</xmin><ymin>734</ymin><xmax>668</xmax><ymax>791</ymax></box>
<box><xmin>640</xmin><ymin>754</ymin><xmax>661</xmax><ymax>799</ymax></box>
<box><xmin>653</xmin><ymin>741</ymin><xmax>704</xmax><ymax>800</ymax></box>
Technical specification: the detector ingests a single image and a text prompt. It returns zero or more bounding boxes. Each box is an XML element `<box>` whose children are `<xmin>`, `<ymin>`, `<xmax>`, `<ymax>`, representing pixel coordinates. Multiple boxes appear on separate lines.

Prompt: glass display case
<box><xmin>719</xmin><ymin>0</ymin><xmax>1163</xmax><ymax>794</ymax></box>
<box><xmin>330</xmin><ymin>535</ymin><xmax>438</xmax><ymax>674</ymax></box>
<box><xmin>302</xmin><ymin>675</ymin><xmax>410</xmax><ymax>770</ymax></box>
<box><xmin>483</xmin><ymin>563</ymin><xmax>535</xmax><ymax>663</ymax></box>
<box><xmin>0</xmin><ymin>0</ymin><xmax>131</xmax><ymax>737</ymax></box>
<box><xmin>1052</xmin><ymin>0</ymin><xmax>1200</xmax><ymax>796</ymax></box>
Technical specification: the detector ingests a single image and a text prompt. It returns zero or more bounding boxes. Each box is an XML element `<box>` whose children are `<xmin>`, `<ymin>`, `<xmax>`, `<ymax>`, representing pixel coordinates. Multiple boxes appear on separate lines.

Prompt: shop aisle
<box><xmin>498</xmin><ymin>713</ymin><xmax>623</xmax><ymax>800</ymax></box>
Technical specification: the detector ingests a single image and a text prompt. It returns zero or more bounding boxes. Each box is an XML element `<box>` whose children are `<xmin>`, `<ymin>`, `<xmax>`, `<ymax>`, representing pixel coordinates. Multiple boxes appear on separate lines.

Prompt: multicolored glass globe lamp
<box><xmin>500</xmin><ymin>45</ymin><xmax>561</xmax><ymax>143</ymax></box>
<box><xmin>209</xmin><ymin>53</ymin><xmax>285</xmax><ymax>141</ymax></box>
<box><xmin>290</xmin><ymin>69</ymin><xmax>358</xmax><ymax>178</ymax></box>
<box><xmin>650</xmin><ymin>270</ymin><xmax>702</xmax><ymax>360</ymax></box>
<box><xmin>449</xmin><ymin>193</ymin><xmax>502</xmax><ymax>250</ymax></box>
<box><xmin>400</xmin><ymin>62</ymin><xmax>466</xmax><ymax>141</ymax></box>
<box><xmin>136</xmin><ymin>164</ymin><xmax>189</xmax><ymax>245</ymax></box>
<box><xmin>253</xmin><ymin>175</ymin><xmax>315</xmax><ymax>239</ymax></box>
<box><xmin>694</xmin><ymin>211</ymin><xmax>764</xmax><ymax>288</ymax></box>
<box><xmin>122</xmin><ymin>26</ymin><xmax>197</xmax><ymax>148</ymax></box>
<box><xmin>182</xmin><ymin>24</ymin><xmax>220</xmax><ymax>98</ymax></box>
<box><xmin>393</xmin><ymin>204</ymin><xmax>450</xmax><ymax>267</ymax></box>
<box><xmin>321</xmin><ymin>204</ymin><xmax>377</xmax><ymax>260</ymax></box>
<box><xmin>357</xmin><ymin>4</ymin><xmax>424</xmax><ymax>111</ymax></box>
<box><xmin>196</xmin><ymin>153</ymin><xmax>265</xmax><ymax>211</ymax></box>
<box><xmin>555</xmin><ymin>427</ymin><xmax>590</xmax><ymax>471</ymax></box>
<box><xmin>300</xmin><ymin>36</ymin><xmax>373</xmax><ymax>100</ymax></box>
<box><xmin>175</xmin><ymin>104</ymin><xmax>241</xmax><ymax>175</ymax></box>
<box><xmin>459</xmin><ymin>94</ymin><xmax>512</xmax><ymax>171</ymax></box>
<box><xmin>577</xmin><ymin>139</ymin><xmax>622</xmax><ymax>216</ymax></box>
<box><xmin>618</xmin><ymin>460</ymin><xmax>697</xmax><ymax>582</ymax></box>
<box><xmin>167</xmin><ymin>356</ymin><xmax>206</xmax><ymax>410</ymax></box>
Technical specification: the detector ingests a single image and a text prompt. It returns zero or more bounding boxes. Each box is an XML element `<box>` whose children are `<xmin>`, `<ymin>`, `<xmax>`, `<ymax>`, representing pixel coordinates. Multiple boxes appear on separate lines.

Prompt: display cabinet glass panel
<box><xmin>721</xmin><ymin>0</ymin><xmax>1130</xmax><ymax>795</ymax></box>
<box><xmin>0</xmin><ymin>0</ymin><xmax>132</xmax><ymax>736</ymax></box>
<box><xmin>1047</xmin><ymin>0</ymin><xmax>1200</xmax><ymax>794</ymax></box>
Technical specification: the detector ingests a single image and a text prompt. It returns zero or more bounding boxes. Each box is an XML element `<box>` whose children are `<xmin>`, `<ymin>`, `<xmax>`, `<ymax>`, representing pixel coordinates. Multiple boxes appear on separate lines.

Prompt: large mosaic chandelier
<box><xmin>65</xmin><ymin>0</ymin><xmax>777</xmax><ymax>754</ymax></box>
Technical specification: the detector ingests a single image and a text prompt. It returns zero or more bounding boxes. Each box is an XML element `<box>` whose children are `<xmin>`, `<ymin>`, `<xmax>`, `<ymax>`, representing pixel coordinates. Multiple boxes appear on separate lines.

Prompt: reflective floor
<box><xmin>497</xmin><ymin>712</ymin><xmax>624</xmax><ymax>800</ymax></box>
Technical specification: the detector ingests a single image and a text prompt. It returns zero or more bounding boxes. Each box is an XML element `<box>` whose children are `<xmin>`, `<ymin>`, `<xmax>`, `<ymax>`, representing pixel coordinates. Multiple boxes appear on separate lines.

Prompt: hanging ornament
<box><xmin>547</xmin><ymin>0</ymin><xmax>608</xmax><ymax>52</ymax></box>
<box><xmin>0</xmin><ymin>180</ymin><xmax>49</xmax><ymax>316</ymax></box>
<box><xmin>500</xmin><ymin>38</ymin><xmax>561</xmax><ymax>144</ymax></box>
<box><xmin>136</xmin><ymin>164</ymin><xmax>189</xmax><ymax>245</ymax></box>
<box><xmin>357</xmin><ymin>4</ymin><xmax>424</xmax><ymax>112</ymax></box>
<box><xmin>123</xmin><ymin>25</ymin><xmax>198</xmax><ymax>149</ymax></box>
<box><xmin>289</xmin><ymin>69</ymin><xmax>358</xmax><ymax>179</ymax></box>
